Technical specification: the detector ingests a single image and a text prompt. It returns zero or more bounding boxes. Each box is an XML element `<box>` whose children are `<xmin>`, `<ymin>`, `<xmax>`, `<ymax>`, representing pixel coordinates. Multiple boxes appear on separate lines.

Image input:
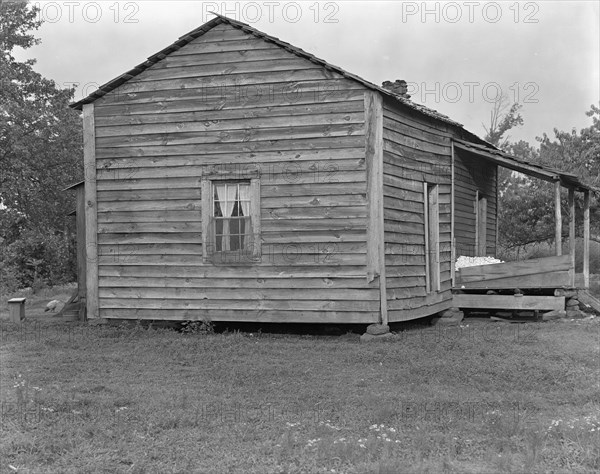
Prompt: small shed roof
<box><xmin>454</xmin><ymin>140</ymin><xmax>599</xmax><ymax>193</ymax></box>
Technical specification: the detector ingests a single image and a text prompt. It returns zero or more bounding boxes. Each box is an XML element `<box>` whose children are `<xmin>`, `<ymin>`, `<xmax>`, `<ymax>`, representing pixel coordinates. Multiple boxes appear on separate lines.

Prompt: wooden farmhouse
<box><xmin>67</xmin><ymin>14</ymin><xmax>597</xmax><ymax>324</ymax></box>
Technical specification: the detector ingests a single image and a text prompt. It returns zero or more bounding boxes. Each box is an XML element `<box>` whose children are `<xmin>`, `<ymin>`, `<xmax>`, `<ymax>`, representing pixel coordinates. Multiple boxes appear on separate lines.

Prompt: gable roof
<box><xmin>69</xmin><ymin>14</ymin><xmax>598</xmax><ymax>194</ymax></box>
<box><xmin>69</xmin><ymin>14</ymin><xmax>463</xmax><ymax>128</ymax></box>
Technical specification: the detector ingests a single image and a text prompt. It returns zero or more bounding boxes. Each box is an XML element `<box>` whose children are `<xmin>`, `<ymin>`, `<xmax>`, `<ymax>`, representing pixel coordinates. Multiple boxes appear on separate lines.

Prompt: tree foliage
<box><xmin>0</xmin><ymin>0</ymin><xmax>83</xmax><ymax>289</ymax></box>
<box><xmin>497</xmin><ymin>105</ymin><xmax>600</xmax><ymax>253</ymax></box>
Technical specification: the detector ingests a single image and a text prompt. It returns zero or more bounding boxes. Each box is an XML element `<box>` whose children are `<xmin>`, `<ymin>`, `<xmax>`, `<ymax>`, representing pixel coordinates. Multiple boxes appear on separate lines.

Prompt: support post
<box><xmin>424</xmin><ymin>182</ymin><xmax>430</xmax><ymax>292</ymax></box>
<box><xmin>495</xmin><ymin>165</ymin><xmax>499</xmax><ymax>258</ymax></box>
<box><xmin>364</xmin><ymin>91</ymin><xmax>387</xmax><ymax>325</ymax></box>
<box><xmin>555</xmin><ymin>181</ymin><xmax>562</xmax><ymax>256</ymax></box>
<box><xmin>583</xmin><ymin>191</ymin><xmax>590</xmax><ymax>289</ymax></box>
<box><xmin>568</xmin><ymin>188</ymin><xmax>576</xmax><ymax>287</ymax></box>
<box><xmin>451</xmin><ymin>142</ymin><xmax>456</xmax><ymax>287</ymax></box>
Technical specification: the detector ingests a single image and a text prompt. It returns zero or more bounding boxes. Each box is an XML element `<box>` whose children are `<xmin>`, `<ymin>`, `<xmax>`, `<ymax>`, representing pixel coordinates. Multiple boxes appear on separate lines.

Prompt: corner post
<box><xmin>83</xmin><ymin>103</ymin><xmax>99</xmax><ymax>319</ymax></box>
<box><xmin>568</xmin><ymin>188</ymin><xmax>576</xmax><ymax>287</ymax></box>
<box><xmin>364</xmin><ymin>91</ymin><xmax>387</xmax><ymax>325</ymax></box>
<box><xmin>450</xmin><ymin>142</ymin><xmax>455</xmax><ymax>287</ymax></box>
<box><xmin>583</xmin><ymin>190</ymin><xmax>590</xmax><ymax>289</ymax></box>
<box><xmin>555</xmin><ymin>181</ymin><xmax>562</xmax><ymax>256</ymax></box>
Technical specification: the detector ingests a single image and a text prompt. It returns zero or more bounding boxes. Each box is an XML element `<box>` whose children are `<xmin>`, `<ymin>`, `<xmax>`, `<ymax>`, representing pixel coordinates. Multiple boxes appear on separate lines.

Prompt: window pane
<box><xmin>230</xmin><ymin>217</ymin><xmax>240</xmax><ymax>249</ymax></box>
<box><xmin>232</xmin><ymin>198</ymin><xmax>241</xmax><ymax>217</ymax></box>
<box><xmin>213</xmin><ymin>188</ymin><xmax>223</xmax><ymax>217</ymax></box>
<box><xmin>214</xmin><ymin>219</ymin><xmax>223</xmax><ymax>251</ymax></box>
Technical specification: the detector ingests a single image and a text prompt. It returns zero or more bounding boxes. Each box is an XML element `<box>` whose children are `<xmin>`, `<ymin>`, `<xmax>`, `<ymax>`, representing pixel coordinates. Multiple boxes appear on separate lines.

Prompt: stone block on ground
<box><xmin>542</xmin><ymin>310</ymin><xmax>566</xmax><ymax>321</ymax></box>
<box><xmin>366</xmin><ymin>323</ymin><xmax>390</xmax><ymax>335</ymax></box>
<box><xmin>360</xmin><ymin>332</ymin><xmax>396</xmax><ymax>343</ymax></box>
<box><xmin>566</xmin><ymin>298</ymin><xmax>580</xmax><ymax>307</ymax></box>
<box><xmin>440</xmin><ymin>307</ymin><xmax>462</xmax><ymax>318</ymax></box>
<box><xmin>566</xmin><ymin>308</ymin><xmax>586</xmax><ymax>319</ymax></box>
<box><xmin>432</xmin><ymin>313</ymin><xmax>464</xmax><ymax>326</ymax></box>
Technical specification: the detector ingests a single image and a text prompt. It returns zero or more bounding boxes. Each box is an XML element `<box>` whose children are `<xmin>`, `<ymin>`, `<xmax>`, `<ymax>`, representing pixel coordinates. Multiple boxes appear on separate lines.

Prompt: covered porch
<box><xmin>450</xmin><ymin>139</ymin><xmax>598</xmax><ymax>313</ymax></box>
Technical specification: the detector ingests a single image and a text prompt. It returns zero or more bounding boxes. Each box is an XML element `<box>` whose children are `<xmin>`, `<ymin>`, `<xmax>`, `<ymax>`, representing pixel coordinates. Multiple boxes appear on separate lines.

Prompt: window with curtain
<box><xmin>213</xmin><ymin>182</ymin><xmax>251</xmax><ymax>252</ymax></box>
<box><xmin>201</xmin><ymin>176</ymin><xmax>261</xmax><ymax>264</ymax></box>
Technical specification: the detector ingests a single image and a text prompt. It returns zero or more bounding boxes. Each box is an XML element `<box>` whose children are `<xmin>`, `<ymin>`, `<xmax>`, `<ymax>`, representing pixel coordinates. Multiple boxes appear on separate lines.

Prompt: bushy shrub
<box><xmin>0</xmin><ymin>227</ymin><xmax>76</xmax><ymax>291</ymax></box>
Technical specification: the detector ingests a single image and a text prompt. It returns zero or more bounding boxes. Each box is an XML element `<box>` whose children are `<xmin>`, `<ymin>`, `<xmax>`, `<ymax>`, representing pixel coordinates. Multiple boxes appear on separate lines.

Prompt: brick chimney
<box><xmin>382</xmin><ymin>79</ymin><xmax>411</xmax><ymax>99</ymax></box>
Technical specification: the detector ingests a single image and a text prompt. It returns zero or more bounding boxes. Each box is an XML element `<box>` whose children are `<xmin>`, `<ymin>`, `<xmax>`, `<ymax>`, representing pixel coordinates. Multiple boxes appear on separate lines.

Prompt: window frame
<box><xmin>201</xmin><ymin>172</ymin><xmax>261</xmax><ymax>265</ymax></box>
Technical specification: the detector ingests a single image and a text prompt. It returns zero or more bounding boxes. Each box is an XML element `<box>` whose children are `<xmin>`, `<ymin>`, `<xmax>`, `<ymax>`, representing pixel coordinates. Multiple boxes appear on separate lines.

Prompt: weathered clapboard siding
<box><xmin>92</xmin><ymin>22</ymin><xmax>375</xmax><ymax>322</ymax></box>
<box><xmin>382</xmin><ymin>98</ymin><xmax>454</xmax><ymax>321</ymax></box>
<box><xmin>454</xmin><ymin>150</ymin><xmax>497</xmax><ymax>257</ymax></box>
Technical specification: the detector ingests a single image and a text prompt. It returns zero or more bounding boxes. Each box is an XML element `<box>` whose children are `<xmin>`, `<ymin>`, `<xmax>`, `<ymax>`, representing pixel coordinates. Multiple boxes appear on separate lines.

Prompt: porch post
<box><xmin>555</xmin><ymin>181</ymin><xmax>562</xmax><ymax>256</ymax></box>
<box><xmin>568</xmin><ymin>188</ymin><xmax>576</xmax><ymax>287</ymax></box>
<box><xmin>583</xmin><ymin>190</ymin><xmax>590</xmax><ymax>289</ymax></box>
<box><xmin>451</xmin><ymin>142</ymin><xmax>455</xmax><ymax>287</ymax></box>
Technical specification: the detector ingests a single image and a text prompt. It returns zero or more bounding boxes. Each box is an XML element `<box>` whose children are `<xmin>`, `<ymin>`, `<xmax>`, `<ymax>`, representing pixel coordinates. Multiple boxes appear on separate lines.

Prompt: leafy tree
<box><xmin>0</xmin><ymin>0</ymin><xmax>83</xmax><ymax>289</ymax></box>
<box><xmin>537</xmin><ymin>104</ymin><xmax>600</xmax><ymax>189</ymax></box>
<box><xmin>497</xmin><ymin>105</ymin><xmax>600</xmax><ymax>254</ymax></box>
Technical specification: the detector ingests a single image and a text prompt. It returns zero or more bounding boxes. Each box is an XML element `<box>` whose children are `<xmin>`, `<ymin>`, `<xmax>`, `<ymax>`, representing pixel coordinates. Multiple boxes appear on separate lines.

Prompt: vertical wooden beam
<box><xmin>568</xmin><ymin>188</ymin><xmax>576</xmax><ymax>287</ymax></box>
<box><xmin>474</xmin><ymin>189</ymin><xmax>479</xmax><ymax>256</ymax></box>
<box><xmin>250</xmin><ymin>177</ymin><xmax>261</xmax><ymax>259</ymax></box>
<box><xmin>423</xmin><ymin>182</ymin><xmax>430</xmax><ymax>293</ymax></box>
<box><xmin>429</xmin><ymin>185</ymin><xmax>440</xmax><ymax>292</ymax></box>
<box><xmin>83</xmin><ymin>104</ymin><xmax>98</xmax><ymax>319</ymax></box>
<box><xmin>583</xmin><ymin>190</ymin><xmax>590</xmax><ymax>288</ymax></box>
<box><xmin>76</xmin><ymin>184</ymin><xmax>87</xmax><ymax>320</ymax></box>
<box><xmin>364</xmin><ymin>91</ymin><xmax>387</xmax><ymax>325</ymax></box>
<box><xmin>555</xmin><ymin>181</ymin><xmax>562</xmax><ymax>256</ymax></box>
<box><xmin>201</xmin><ymin>178</ymin><xmax>211</xmax><ymax>261</ymax></box>
<box><xmin>450</xmin><ymin>142</ymin><xmax>455</xmax><ymax>287</ymax></box>
<box><xmin>495</xmin><ymin>165</ymin><xmax>499</xmax><ymax>258</ymax></box>
<box><xmin>477</xmin><ymin>195</ymin><xmax>487</xmax><ymax>256</ymax></box>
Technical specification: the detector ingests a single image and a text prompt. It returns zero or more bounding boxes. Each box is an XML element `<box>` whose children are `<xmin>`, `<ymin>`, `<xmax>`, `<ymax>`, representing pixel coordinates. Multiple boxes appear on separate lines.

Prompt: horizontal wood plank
<box><xmin>99</xmin><ymin>308</ymin><xmax>379</xmax><ymax>323</ymax></box>
<box><xmin>453</xmin><ymin>294</ymin><xmax>565</xmax><ymax>311</ymax></box>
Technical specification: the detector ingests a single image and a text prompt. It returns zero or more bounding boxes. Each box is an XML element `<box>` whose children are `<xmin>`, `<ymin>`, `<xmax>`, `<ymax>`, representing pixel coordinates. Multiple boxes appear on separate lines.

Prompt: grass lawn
<box><xmin>0</xmin><ymin>290</ymin><xmax>599</xmax><ymax>473</ymax></box>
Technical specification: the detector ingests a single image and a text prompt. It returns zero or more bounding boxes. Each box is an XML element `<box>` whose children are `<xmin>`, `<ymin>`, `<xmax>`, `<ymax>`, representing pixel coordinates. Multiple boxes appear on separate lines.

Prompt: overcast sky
<box><xmin>15</xmin><ymin>0</ymin><xmax>600</xmax><ymax>145</ymax></box>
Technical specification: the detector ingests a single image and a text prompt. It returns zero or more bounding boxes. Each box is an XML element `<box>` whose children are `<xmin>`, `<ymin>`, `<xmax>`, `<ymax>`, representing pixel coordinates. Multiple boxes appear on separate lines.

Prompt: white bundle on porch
<box><xmin>455</xmin><ymin>255</ymin><xmax>504</xmax><ymax>270</ymax></box>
